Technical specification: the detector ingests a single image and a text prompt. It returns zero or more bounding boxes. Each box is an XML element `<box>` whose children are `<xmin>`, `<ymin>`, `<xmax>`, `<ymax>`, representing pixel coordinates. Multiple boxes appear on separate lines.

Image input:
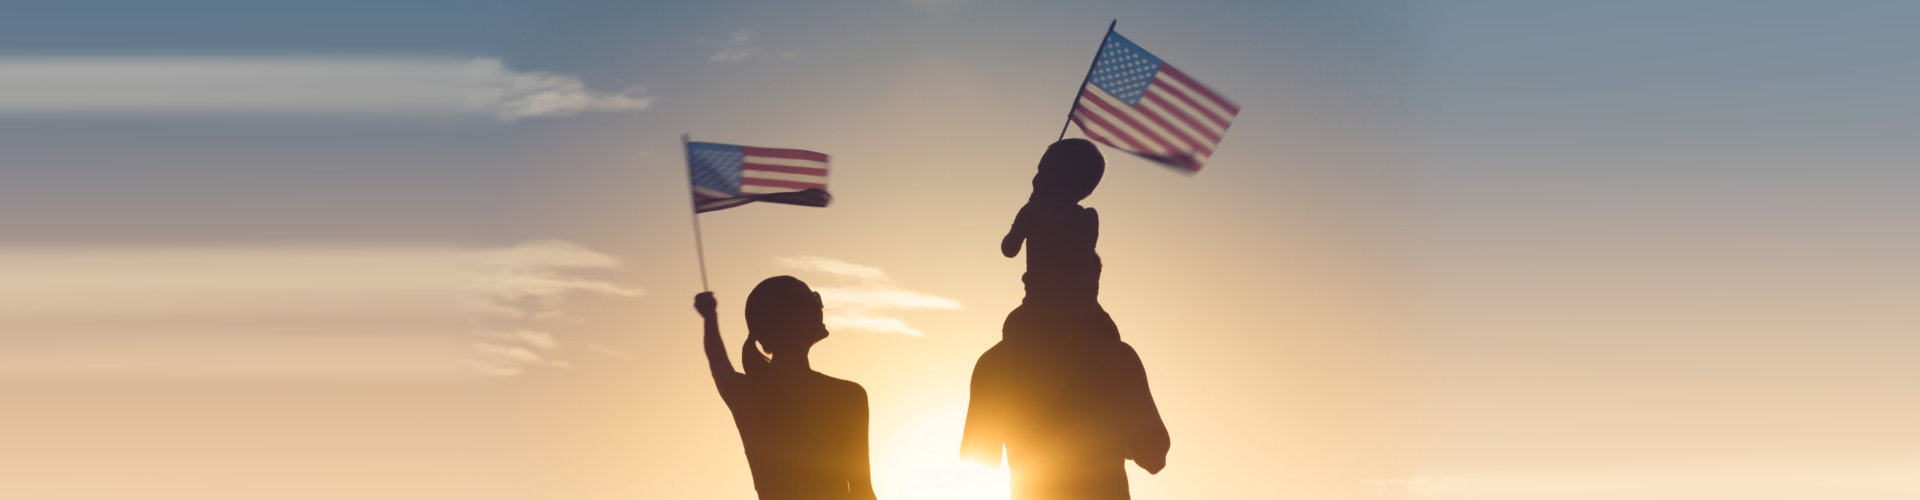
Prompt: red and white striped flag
<box><xmin>1071</xmin><ymin>31</ymin><xmax>1240</xmax><ymax>172</ymax></box>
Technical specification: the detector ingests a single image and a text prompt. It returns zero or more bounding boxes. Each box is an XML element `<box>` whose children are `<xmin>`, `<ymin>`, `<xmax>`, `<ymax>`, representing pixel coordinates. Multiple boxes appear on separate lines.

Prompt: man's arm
<box><xmin>959</xmin><ymin>350</ymin><xmax>1007</xmax><ymax>467</ymax></box>
<box><xmin>695</xmin><ymin>292</ymin><xmax>744</xmax><ymax>395</ymax></box>
<box><xmin>1117</xmin><ymin>343</ymin><xmax>1170</xmax><ymax>473</ymax></box>
<box><xmin>846</xmin><ymin>385</ymin><xmax>877</xmax><ymax>500</ymax></box>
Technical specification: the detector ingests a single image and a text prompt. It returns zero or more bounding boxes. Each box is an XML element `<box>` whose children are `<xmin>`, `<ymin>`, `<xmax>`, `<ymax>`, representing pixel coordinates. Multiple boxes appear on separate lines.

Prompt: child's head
<box><xmin>1033</xmin><ymin>138</ymin><xmax>1105</xmax><ymax>203</ymax></box>
<box><xmin>744</xmin><ymin>275</ymin><xmax>829</xmax><ymax>353</ymax></box>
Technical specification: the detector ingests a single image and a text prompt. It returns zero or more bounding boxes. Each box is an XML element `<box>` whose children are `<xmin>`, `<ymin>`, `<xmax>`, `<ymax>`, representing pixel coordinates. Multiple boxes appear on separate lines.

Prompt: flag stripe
<box><xmin>741</xmin><ymin>157</ymin><xmax>829</xmax><ymax>169</ymax></box>
<box><xmin>1083</xmin><ymin>86</ymin><xmax>1206</xmax><ymax>156</ymax></box>
<box><xmin>1153</xmin><ymin>75</ymin><xmax>1232</xmax><ymax>130</ymax></box>
<box><xmin>1071</xmin><ymin>112</ymin><xmax>1130</xmax><ymax>155</ymax></box>
<box><xmin>741</xmin><ymin>147</ymin><xmax>829</xmax><ymax>162</ymax></box>
<box><xmin>696</xmin><ymin>198</ymin><xmax>757</xmax><ymax>212</ymax></box>
<box><xmin>1138</xmin><ymin>92</ymin><xmax>1219</xmax><ymax>147</ymax></box>
<box><xmin>1160</xmin><ymin>79</ymin><xmax>1235</xmax><ymax>133</ymax></box>
<box><xmin>743</xmin><ymin>170</ymin><xmax>829</xmax><ymax>184</ymax></box>
<box><xmin>1080</xmin><ymin>88</ymin><xmax>1184</xmax><ymax>153</ymax></box>
<box><xmin>742</xmin><ymin>177</ymin><xmax>828</xmax><ymax>190</ymax></box>
<box><xmin>1072</xmin><ymin>105</ymin><xmax>1159</xmax><ymax>155</ymax></box>
<box><xmin>1079</xmin><ymin>97</ymin><xmax>1170</xmax><ymax>156</ymax></box>
<box><xmin>741</xmin><ymin>163</ymin><xmax>828</xmax><ymax>176</ymax></box>
<box><xmin>1076</xmin><ymin>103</ymin><xmax>1201</xmax><ymax>170</ymax></box>
<box><xmin>1157</xmin><ymin>64</ymin><xmax>1239</xmax><ymax>114</ymax></box>
<box><xmin>1077</xmin><ymin>107</ymin><xmax>1197</xmax><ymax>171</ymax></box>
<box><xmin>1121</xmin><ymin>92</ymin><xmax>1213</xmax><ymax>152</ymax></box>
<box><xmin>1071</xmin><ymin>113</ymin><xmax>1125</xmax><ymax>154</ymax></box>
<box><xmin>1132</xmin><ymin>96</ymin><xmax>1212</xmax><ymax>155</ymax></box>
<box><xmin>1143</xmin><ymin>86</ymin><xmax>1224</xmax><ymax>139</ymax></box>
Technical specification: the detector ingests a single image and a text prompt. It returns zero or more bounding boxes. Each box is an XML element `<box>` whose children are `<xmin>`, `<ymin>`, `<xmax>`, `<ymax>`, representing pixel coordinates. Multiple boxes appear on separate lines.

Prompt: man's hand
<box><xmin>694</xmin><ymin>292</ymin><xmax>718</xmax><ymax>318</ymax></box>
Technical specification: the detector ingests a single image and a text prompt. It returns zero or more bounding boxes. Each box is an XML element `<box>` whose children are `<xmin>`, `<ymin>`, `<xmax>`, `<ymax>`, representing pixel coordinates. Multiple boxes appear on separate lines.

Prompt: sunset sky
<box><xmin>3</xmin><ymin>1</ymin><xmax>1917</xmax><ymax>499</ymax></box>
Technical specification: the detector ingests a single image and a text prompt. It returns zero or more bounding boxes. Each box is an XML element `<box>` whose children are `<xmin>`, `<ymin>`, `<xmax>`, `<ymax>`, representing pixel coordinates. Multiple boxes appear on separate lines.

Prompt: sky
<box><xmin>3</xmin><ymin>1</ymin><xmax>1917</xmax><ymax>499</ymax></box>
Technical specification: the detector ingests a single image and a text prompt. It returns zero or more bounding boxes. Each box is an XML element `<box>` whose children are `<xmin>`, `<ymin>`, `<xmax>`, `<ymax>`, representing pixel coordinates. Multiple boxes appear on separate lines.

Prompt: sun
<box><xmin>875</xmin><ymin>403</ymin><xmax>1011</xmax><ymax>500</ymax></box>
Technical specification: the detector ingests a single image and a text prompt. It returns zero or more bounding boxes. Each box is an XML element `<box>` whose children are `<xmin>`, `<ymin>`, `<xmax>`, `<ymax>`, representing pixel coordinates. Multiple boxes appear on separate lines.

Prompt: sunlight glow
<box><xmin>876</xmin><ymin>403</ymin><xmax>1011</xmax><ymax>500</ymax></box>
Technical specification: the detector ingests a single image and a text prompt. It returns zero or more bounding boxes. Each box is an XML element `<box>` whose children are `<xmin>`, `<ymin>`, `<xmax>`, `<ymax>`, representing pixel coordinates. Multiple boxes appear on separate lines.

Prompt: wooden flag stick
<box><xmin>683</xmin><ymin>133</ymin><xmax>711</xmax><ymax>291</ymax></box>
<box><xmin>1057</xmin><ymin>19</ymin><xmax>1117</xmax><ymax>141</ymax></box>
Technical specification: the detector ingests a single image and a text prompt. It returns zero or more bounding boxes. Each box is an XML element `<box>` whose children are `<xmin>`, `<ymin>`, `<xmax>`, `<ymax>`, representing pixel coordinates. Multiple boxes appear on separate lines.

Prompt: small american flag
<box><xmin>1072</xmin><ymin>31</ymin><xmax>1240</xmax><ymax>172</ymax></box>
<box><xmin>687</xmin><ymin>141</ymin><xmax>831</xmax><ymax>213</ymax></box>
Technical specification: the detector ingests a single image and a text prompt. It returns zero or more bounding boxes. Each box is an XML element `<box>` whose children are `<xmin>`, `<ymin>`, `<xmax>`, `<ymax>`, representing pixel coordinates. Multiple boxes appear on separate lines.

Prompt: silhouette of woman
<box><xmin>697</xmin><ymin>276</ymin><xmax>877</xmax><ymax>500</ymax></box>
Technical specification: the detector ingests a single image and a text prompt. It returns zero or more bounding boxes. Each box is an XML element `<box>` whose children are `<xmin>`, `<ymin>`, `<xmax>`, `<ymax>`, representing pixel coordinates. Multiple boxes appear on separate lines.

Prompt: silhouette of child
<box><xmin>962</xmin><ymin>140</ymin><xmax>1167</xmax><ymax>499</ymax></box>
<box><xmin>1000</xmin><ymin>138</ymin><xmax>1120</xmax><ymax>343</ymax></box>
<box><xmin>695</xmin><ymin>277</ymin><xmax>876</xmax><ymax>500</ymax></box>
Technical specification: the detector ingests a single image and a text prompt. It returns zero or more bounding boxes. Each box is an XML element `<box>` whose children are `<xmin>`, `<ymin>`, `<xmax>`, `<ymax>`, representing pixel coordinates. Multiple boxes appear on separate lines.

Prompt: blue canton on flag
<box><xmin>1072</xmin><ymin>32</ymin><xmax>1240</xmax><ymax>172</ymax></box>
<box><xmin>688</xmin><ymin>142</ymin><xmax>745</xmax><ymax>196</ymax></box>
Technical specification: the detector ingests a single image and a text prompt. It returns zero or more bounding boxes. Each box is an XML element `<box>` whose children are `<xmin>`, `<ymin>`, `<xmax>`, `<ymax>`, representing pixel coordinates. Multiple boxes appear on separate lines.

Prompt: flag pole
<box><xmin>683</xmin><ymin>133</ymin><xmax>712</xmax><ymax>291</ymax></box>
<box><xmin>1057</xmin><ymin>19</ymin><xmax>1117</xmax><ymax>141</ymax></box>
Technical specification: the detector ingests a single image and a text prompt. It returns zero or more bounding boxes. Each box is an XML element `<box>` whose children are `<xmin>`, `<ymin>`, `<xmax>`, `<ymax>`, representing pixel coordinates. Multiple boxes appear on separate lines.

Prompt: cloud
<box><xmin>460</xmin><ymin>58</ymin><xmax>653</xmax><ymax>121</ymax></box>
<box><xmin>486</xmin><ymin>329</ymin><xmax>560</xmax><ymax>351</ymax></box>
<box><xmin>470</xmin><ymin>330</ymin><xmax>572</xmax><ymax>377</ymax></box>
<box><xmin>461</xmin><ymin>241</ymin><xmax>638</xmax><ymax>376</ymax></box>
<box><xmin>0</xmin><ymin>56</ymin><xmax>652</xmax><ymax>122</ymax></box>
<box><xmin>706</xmin><ymin>29</ymin><xmax>762</xmax><ymax>63</ymax></box>
<box><xmin>463</xmin><ymin>239</ymin><xmax>641</xmax><ymax>320</ymax></box>
<box><xmin>0</xmin><ymin>241</ymin><xmax>635</xmax><ymax>379</ymax></box>
<box><xmin>775</xmin><ymin>256</ymin><xmax>961</xmax><ymax>336</ymax></box>
<box><xmin>776</xmin><ymin>256</ymin><xmax>889</xmax><ymax>281</ymax></box>
<box><xmin>586</xmin><ymin>341</ymin><xmax>632</xmax><ymax>359</ymax></box>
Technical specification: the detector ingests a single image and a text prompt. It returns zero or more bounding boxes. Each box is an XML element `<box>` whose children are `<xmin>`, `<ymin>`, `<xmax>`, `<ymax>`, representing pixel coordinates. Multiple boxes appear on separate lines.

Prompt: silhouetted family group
<box><xmin>696</xmin><ymin>139</ymin><xmax>1169</xmax><ymax>500</ymax></box>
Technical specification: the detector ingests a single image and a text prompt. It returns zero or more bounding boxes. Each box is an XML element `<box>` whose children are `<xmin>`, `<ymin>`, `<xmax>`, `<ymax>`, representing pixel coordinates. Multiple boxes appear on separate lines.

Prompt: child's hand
<box><xmin>693</xmin><ymin>292</ymin><xmax>717</xmax><ymax>318</ymax></box>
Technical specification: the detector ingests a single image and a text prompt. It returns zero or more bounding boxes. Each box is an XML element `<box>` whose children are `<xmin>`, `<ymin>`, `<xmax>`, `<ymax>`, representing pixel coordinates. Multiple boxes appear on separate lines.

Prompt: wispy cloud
<box><xmin>775</xmin><ymin>256</ymin><xmax>961</xmax><ymax>336</ymax></box>
<box><xmin>463</xmin><ymin>239</ymin><xmax>641</xmax><ymax>320</ymax></box>
<box><xmin>0</xmin><ymin>56</ymin><xmax>652</xmax><ymax>122</ymax></box>
<box><xmin>462</xmin><ymin>240</ymin><xmax>638</xmax><ymax>376</ymax></box>
<box><xmin>462</xmin><ymin>58</ymin><xmax>653</xmax><ymax>121</ymax></box>
<box><xmin>706</xmin><ymin>29</ymin><xmax>763</xmax><ymax>63</ymax></box>
<box><xmin>586</xmin><ymin>341</ymin><xmax>632</xmax><ymax>359</ymax></box>
<box><xmin>0</xmin><ymin>241</ymin><xmax>637</xmax><ymax>379</ymax></box>
<box><xmin>468</xmin><ymin>329</ymin><xmax>571</xmax><ymax>377</ymax></box>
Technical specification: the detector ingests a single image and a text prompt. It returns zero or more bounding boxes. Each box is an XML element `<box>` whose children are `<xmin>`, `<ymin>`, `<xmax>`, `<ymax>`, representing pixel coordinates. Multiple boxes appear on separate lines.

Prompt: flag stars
<box><xmin>1086</xmin><ymin>33</ymin><xmax>1163</xmax><ymax>105</ymax></box>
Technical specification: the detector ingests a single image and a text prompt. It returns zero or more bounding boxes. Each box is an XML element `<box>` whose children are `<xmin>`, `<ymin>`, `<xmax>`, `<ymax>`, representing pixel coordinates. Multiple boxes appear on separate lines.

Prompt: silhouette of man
<box><xmin>962</xmin><ymin>336</ymin><xmax>1167</xmax><ymax>499</ymax></box>
<box><xmin>696</xmin><ymin>276</ymin><xmax>877</xmax><ymax>500</ymax></box>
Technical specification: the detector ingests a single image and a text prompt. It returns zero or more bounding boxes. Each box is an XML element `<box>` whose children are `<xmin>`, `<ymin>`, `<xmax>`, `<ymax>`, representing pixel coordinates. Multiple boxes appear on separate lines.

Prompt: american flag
<box><xmin>1072</xmin><ymin>31</ymin><xmax>1240</xmax><ymax>172</ymax></box>
<box><xmin>686</xmin><ymin>141</ymin><xmax>831</xmax><ymax>213</ymax></box>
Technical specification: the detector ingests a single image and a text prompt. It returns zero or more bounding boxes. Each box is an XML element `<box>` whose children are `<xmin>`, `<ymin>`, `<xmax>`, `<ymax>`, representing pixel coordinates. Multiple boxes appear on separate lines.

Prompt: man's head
<box><xmin>744</xmin><ymin>275</ymin><xmax>828</xmax><ymax>353</ymax></box>
<box><xmin>1033</xmin><ymin>138</ymin><xmax>1105</xmax><ymax>203</ymax></box>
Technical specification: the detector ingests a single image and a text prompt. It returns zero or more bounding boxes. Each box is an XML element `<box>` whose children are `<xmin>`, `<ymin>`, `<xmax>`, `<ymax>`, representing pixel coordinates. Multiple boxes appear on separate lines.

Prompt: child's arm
<box><xmin>1001</xmin><ymin>204</ymin><xmax>1033</xmax><ymax>258</ymax></box>
<box><xmin>1083</xmin><ymin>206</ymin><xmax>1100</xmax><ymax>242</ymax></box>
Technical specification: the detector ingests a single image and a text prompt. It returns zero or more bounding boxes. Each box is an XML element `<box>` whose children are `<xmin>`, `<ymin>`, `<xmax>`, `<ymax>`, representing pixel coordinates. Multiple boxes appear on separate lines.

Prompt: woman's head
<box><xmin>1033</xmin><ymin>138</ymin><xmax>1106</xmax><ymax>203</ymax></box>
<box><xmin>744</xmin><ymin>275</ymin><xmax>828</xmax><ymax>353</ymax></box>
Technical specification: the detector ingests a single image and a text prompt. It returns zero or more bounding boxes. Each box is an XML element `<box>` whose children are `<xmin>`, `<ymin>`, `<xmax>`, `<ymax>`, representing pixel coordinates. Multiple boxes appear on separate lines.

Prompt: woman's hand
<box><xmin>694</xmin><ymin>292</ymin><xmax>717</xmax><ymax>318</ymax></box>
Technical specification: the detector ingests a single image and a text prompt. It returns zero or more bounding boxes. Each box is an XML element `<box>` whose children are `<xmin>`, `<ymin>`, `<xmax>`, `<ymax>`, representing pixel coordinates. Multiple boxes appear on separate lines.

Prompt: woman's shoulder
<box><xmin>806</xmin><ymin>372</ymin><xmax>869</xmax><ymax>403</ymax></box>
